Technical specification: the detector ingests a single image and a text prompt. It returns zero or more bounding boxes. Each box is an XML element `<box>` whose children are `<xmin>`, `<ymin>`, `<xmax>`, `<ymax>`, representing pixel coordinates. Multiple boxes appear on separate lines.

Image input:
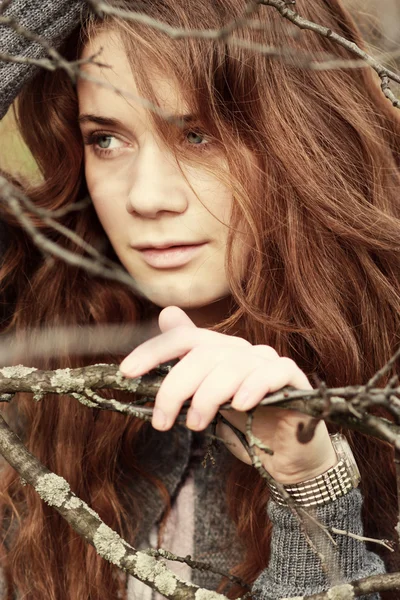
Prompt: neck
<box><xmin>184</xmin><ymin>296</ymin><xmax>236</xmax><ymax>329</ymax></box>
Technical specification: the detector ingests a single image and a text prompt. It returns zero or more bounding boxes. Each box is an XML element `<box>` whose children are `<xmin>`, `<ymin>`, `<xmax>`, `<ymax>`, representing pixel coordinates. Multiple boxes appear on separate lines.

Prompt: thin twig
<box><xmin>0</xmin><ymin>178</ymin><xmax>140</xmax><ymax>292</ymax></box>
<box><xmin>145</xmin><ymin>548</ymin><xmax>250</xmax><ymax>590</ymax></box>
<box><xmin>365</xmin><ymin>345</ymin><xmax>400</xmax><ymax>391</ymax></box>
<box><xmin>258</xmin><ymin>0</ymin><xmax>400</xmax><ymax>107</ymax></box>
<box><xmin>0</xmin><ymin>414</ymin><xmax>214</xmax><ymax>600</ymax></box>
<box><xmin>85</xmin><ymin>0</ymin><xmax>400</xmax><ymax>107</ymax></box>
<box><xmin>299</xmin><ymin>507</ymin><xmax>395</xmax><ymax>552</ymax></box>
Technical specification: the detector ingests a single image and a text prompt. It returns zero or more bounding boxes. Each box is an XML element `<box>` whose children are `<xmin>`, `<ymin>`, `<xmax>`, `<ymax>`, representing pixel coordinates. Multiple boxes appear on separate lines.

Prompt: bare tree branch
<box><xmin>259</xmin><ymin>0</ymin><xmax>400</xmax><ymax>107</ymax></box>
<box><xmin>145</xmin><ymin>548</ymin><xmax>250</xmax><ymax>591</ymax></box>
<box><xmin>1</xmin><ymin>352</ymin><xmax>400</xmax><ymax>598</ymax></box>
<box><xmin>85</xmin><ymin>0</ymin><xmax>400</xmax><ymax>107</ymax></box>
<box><xmin>0</xmin><ymin>413</ymin><xmax>223</xmax><ymax>600</ymax></box>
<box><xmin>1</xmin><ymin>361</ymin><xmax>400</xmax><ymax>442</ymax></box>
<box><xmin>0</xmin><ymin>176</ymin><xmax>141</xmax><ymax>293</ymax></box>
<box><xmin>1</xmin><ymin>2</ymin><xmax>400</xmax><ymax>598</ymax></box>
<box><xmin>296</xmin><ymin>573</ymin><xmax>400</xmax><ymax>599</ymax></box>
<box><xmin>0</xmin><ymin>52</ymin><xmax>59</xmax><ymax>70</ymax></box>
<box><xmin>0</xmin><ymin>13</ymin><xmax>109</xmax><ymax>82</ymax></box>
<box><xmin>3</xmin><ymin>401</ymin><xmax>400</xmax><ymax>599</ymax></box>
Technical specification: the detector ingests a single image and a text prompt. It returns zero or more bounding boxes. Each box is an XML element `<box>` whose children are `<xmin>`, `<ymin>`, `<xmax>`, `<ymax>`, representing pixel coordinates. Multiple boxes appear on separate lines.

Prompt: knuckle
<box><xmin>197</xmin><ymin>344</ymin><xmax>236</xmax><ymax>362</ymax></box>
<box><xmin>192</xmin><ymin>398</ymin><xmax>218</xmax><ymax>419</ymax></box>
<box><xmin>190</xmin><ymin>345</ymin><xmax>212</xmax><ymax>361</ymax></box>
<box><xmin>218</xmin><ymin>333</ymin><xmax>250</xmax><ymax>347</ymax></box>
<box><xmin>252</xmin><ymin>344</ymin><xmax>279</xmax><ymax>359</ymax></box>
<box><xmin>174</xmin><ymin>324</ymin><xmax>194</xmax><ymax>338</ymax></box>
<box><xmin>235</xmin><ymin>336</ymin><xmax>252</xmax><ymax>347</ymax></box>
<box><xmin>279</xmin><ymin>356</ymin><xmax>299</xmax><ymax>372</ymax></box>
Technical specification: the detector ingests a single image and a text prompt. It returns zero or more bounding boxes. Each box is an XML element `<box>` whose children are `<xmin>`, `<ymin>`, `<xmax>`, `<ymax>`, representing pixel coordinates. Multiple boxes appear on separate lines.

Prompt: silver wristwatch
<box><xmin>268</xmin><ymin>434</ymin><xmax>361</xmax><ymax>508</ymax></box>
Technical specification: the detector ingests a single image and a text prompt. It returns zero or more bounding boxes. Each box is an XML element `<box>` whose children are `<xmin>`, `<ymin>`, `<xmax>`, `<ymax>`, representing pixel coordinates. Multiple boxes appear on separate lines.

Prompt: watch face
<box><xmin>330</xmin><ymin>434</ymin><xmax>361</xmax><ymax>487</ymax></box>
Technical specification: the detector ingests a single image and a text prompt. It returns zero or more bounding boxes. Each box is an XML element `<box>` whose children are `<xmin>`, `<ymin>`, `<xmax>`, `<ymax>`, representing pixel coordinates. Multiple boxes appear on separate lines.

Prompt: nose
<box><xmin>126</xmin><ymin>139</ymin><xmax>188</xmax><ymax>219</ymax></box>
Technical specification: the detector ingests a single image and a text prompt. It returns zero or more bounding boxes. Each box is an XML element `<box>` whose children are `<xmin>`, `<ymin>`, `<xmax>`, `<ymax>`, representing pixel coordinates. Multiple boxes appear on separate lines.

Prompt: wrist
<box><xmin>265</xmin><ymin>424</ymin><xmax>337</xmax><ymax>484</ymax></box>
<box><xmin>267</xmin><ymin>434</ymin><xmax>361</xmax><ymax>508</ymax></box>
<box><xmin>271</xmin><ymin>443</ymin><xmax>337</xmax><ymax>485</ymax></box>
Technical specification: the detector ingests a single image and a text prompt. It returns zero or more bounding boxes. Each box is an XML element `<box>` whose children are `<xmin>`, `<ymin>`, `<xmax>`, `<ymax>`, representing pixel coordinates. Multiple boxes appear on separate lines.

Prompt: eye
<box><xmin>186</xmin><ymin>131</ymin><xmax>205</xmax><ymax>145</ymax></box>
<box><xmin>184</xmin><ymin>129</ymin><xmax>211</xmax><ymax>152</ymax></box>
<box><xmin>83</xmin><ymin>132</ymin><xmax>130</xmax><ymax>158</ymax></box>
<box><xmin>83</xmin><ymin>128</ymin><xmax>211</xmax><ymax>158</ymax></box>
<box><xmin>97</xmin><ymin>135</ymin><xmax>121</xmax><ymax>149</ymax></box>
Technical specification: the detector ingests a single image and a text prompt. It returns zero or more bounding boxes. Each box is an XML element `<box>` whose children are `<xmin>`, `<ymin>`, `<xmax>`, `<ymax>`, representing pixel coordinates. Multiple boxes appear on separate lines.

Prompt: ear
<box><xmin>158</xmin><ymin>306</ymin><xmax>196</xmax><ymax>333</ymax></box>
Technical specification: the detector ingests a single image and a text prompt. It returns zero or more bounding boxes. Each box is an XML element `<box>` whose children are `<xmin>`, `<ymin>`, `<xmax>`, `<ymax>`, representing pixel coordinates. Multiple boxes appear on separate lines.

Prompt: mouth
<box><xmin>134</xmin><ymin>240</ymin><xmax>206</xmax><ymax>250</ymax></box>
<box><xmin>135</xmin><ymin>242</ymin><xmax>207</xmax><ymax>269</ymax></box>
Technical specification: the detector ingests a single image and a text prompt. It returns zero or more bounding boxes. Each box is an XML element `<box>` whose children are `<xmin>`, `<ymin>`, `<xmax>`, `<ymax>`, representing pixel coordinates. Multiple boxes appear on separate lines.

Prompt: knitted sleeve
<box><xmin>0</xmin><ymin>0</ymin><xmax>85</xmax><ymax>120</ymax></box>
<box><xmin>252</xmin><ymin>489</ymin><xmax>385</xmax><ymax>600</ymax></box>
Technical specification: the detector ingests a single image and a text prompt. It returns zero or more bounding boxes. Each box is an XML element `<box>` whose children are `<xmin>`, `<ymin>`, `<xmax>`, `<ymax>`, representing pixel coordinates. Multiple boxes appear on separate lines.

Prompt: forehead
<box><xmin>77</xmin><ymin>29</ymin><xmax>189</xmax><ymax>121</ymax></box>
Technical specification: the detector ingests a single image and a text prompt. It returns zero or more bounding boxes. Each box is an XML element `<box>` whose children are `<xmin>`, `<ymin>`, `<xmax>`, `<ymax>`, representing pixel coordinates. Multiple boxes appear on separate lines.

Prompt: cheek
<box><xmin>194</xmin><ymin>177</ymin><xmax>233</xmax><ymax>222</ymax></box>
<box><xmin>212</xmin><ymin>196</ymin><xmax>233</xmax><ymax>225</ymax></box>
<box><xmin>85</xmin><ymin>160</ymin><xmax>126</xmax><ymax>198</ymax></box>
<box><xmin>85</xmin><ymin>165</ymin><xmax>127</xmax><ymax>227</ymax></box>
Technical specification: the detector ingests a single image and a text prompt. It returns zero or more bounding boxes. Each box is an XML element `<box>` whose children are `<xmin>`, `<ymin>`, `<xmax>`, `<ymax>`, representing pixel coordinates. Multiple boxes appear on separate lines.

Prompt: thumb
<box><xmin>158</xmin><ymin>306</ymin><xmax>196</xmax><ymax>333</ymax></box>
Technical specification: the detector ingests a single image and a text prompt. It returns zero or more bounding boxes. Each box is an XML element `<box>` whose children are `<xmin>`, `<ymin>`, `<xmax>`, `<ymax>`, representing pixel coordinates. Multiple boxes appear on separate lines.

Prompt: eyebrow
<box><xmin>78</xmin><ymin>114</ymin><xmax>126</xmax><ymax>128</ymax></box>
<box><xmin>78</xmin><ymin>113</ymin><xmax>197</xmax><ymax>127</ymax></box>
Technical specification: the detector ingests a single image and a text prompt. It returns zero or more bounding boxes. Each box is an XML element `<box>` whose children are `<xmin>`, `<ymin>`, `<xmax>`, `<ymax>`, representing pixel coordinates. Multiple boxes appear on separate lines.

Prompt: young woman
<box><xmin>0</xmin><ymin>0</ymin><xmax>399</xmax><ymax>598</ymax></box>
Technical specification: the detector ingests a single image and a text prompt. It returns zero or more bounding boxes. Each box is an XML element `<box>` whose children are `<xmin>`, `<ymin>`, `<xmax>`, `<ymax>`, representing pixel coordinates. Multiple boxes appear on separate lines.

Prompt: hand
<box><xmin>119</xmin><ymin>306</ymin><xmax>336</xmax><ymax>483</ymax></box>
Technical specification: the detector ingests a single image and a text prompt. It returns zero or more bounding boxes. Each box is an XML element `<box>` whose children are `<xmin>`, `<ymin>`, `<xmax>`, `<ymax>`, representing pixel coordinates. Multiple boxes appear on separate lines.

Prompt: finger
<box><xmin>187</xmin><ymin>355</ymin><xmax>265</xmax><ymax>430</ymax></box>
<box><xmin>231</xmin><ymin>357</ymin><xmax>311</xmax><ymax>411</ymax></box>
<box><xmin>251</xmin><ymin>344</ymin><xmax>280</xmax><ymax>361</ymax></box>
<box><xmin>213</xmin><ymin>345</ymin><xmax>279</xmax><ymax>429</ymax></box>
<box><xmin>119</xmin><ymin>326</ymin><xmax>208</xmax><ymax>376</ymax></box>
<box><xmin>158</xmin><ymin>306</ymin><xmax>196</xmax><ymax>333</ymax></box>
<box><xmin>119</xmin><ymin>327</ymin><xmax>249</xmax><ymax>377</ymax></box>
<box><xmin>152</xmin><ymin>347</ymin><xmax>227</xmax><ymax>430</ymax></box>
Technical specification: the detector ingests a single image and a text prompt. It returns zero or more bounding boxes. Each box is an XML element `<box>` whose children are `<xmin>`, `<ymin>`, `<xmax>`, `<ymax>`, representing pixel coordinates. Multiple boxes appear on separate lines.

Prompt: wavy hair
<box><xmin>1</xmin><ymin>0</ymin><xmax>400</xmax><ymax>598</ymax></box>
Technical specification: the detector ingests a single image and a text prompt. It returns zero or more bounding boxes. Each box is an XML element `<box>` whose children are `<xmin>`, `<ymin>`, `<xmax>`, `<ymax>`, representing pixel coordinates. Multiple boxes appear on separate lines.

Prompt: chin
<box><xmin>138</xmin><ymin>281</ymin><xmax>230</xmax><ymax>311</ymax></box>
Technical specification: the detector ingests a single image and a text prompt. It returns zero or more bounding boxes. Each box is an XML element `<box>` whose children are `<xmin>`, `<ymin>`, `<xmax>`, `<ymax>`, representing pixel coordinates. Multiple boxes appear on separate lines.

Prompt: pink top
<box><xmin>127</xmin><ymin>471</ymin><xmax>195</xmax><ymax>600</ymax></box>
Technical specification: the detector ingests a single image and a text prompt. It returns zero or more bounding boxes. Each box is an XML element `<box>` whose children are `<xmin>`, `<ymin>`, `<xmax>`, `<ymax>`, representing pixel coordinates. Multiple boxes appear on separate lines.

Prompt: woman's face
<box><xmin>77</xmin><ymin>31</ymin><xmax>250</xmax><ymax>313</ymax></box>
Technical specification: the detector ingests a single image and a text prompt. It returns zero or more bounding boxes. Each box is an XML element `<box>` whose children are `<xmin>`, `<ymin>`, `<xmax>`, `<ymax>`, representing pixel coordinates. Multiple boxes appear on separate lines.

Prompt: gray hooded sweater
<box><xmin>0</xmin><ymin>1</ymin><xmax>386</xmax><ymax>599</ymax></box>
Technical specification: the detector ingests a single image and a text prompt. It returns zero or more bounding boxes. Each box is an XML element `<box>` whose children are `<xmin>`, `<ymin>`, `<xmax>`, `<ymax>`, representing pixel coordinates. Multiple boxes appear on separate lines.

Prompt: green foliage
<box><xmin>0</xmin><ymin>107</ymin><xmax>39</xmax><ymax>182</ymax></box>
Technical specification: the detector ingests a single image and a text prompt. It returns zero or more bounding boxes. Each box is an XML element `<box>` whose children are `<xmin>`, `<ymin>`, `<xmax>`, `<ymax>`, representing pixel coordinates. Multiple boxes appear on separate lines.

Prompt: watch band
<box><xmin>267</xmin><ymin>434</ymin><xmax>360</xmax><ymax>508</ymax></box>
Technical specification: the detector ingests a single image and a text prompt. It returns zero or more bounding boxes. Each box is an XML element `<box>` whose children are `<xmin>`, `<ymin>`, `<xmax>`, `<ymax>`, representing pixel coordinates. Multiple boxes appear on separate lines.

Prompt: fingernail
<box><xmin>186</xmin><ymin>408</ymin><xmax>202</xmax><ymax>430</ymax></box>
<box><xmin>152</xmin><ymin>407</ymin><xmax>168</xmax><ymax>430</ymax></box>
<box><xmin>119</xmin><ymin>361</ymin><xmax>142</xmax><ymax>377</ymax></box>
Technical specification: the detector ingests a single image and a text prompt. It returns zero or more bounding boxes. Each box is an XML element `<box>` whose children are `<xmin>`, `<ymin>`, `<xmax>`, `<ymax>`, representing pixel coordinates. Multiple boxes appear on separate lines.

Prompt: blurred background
<box><xmin>0</xmin><ymin>0</ymin><xmax>399</xmax><ymax>181</ymax></box>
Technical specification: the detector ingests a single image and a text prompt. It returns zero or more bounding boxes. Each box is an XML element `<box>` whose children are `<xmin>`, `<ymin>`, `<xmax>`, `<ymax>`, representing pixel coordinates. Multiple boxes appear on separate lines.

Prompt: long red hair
<box><xmin>1</xmin><ymin>0</ymin><xmax>400</xmax><ymax>598</ymax></box>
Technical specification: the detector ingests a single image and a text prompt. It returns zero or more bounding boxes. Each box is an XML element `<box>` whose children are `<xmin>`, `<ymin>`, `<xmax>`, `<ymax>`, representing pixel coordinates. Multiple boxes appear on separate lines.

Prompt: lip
<box><xmin>134</xmin><ymin>241</ymin><xmax>205</xmax><ymax>250</ymax></box>
<box><xmin>136</xmin><ymin>243</ymin><xmax>207</xmax><ymax>269</ymax></box>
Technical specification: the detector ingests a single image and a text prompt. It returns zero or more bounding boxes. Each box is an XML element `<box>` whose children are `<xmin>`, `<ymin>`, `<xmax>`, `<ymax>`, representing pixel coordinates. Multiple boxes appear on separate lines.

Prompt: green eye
<box><xmin>186</xmin><ymin>131</ymin><xmax>204</xmax><ymax>145</ymax></box>
<box><xmin>98</xmin><ymin>135</ymin><xmax>113</xmax><ymax>149</ymax></box>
